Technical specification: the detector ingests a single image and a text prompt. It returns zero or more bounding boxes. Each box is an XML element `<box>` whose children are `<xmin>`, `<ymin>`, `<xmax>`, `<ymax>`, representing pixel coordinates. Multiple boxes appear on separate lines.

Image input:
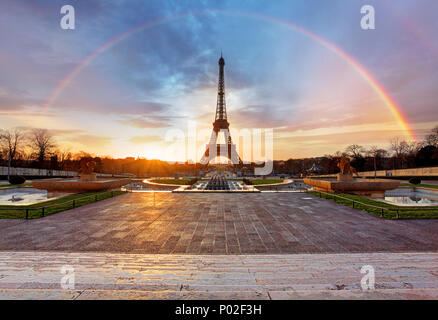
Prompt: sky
<box><xmin>1</xmin><ymin>0</ymin><xmax>437</xmax><ymax>161</ymax></box>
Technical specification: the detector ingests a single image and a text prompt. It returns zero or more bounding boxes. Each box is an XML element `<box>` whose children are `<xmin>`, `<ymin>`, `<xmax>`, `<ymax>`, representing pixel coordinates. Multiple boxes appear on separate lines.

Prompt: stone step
<box><xmin>1</xmin><ymin>251</ymin><xmax>438</xmax><ymax>299</ymax></box>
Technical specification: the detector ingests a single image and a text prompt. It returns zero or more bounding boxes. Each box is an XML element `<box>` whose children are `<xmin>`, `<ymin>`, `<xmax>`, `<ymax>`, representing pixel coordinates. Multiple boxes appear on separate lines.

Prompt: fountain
<box><xmin>205</xmin><ymin>174</ymin><xmax>230</xmax><ymax>191</ymax></box>
<box><xmin>173</xmin><ymin>174</ymin><xmax>260</xmax><ymax>193</ymax></box>
<box><xmin>79</xmin><ymin>158</ymin><xmax>98</xmax><ymax>181</ymax></box>
<box><xmin>0</xmin><ymin>187</ymin><xmax>68</xmax><ymax>206</ymax></box>
<box><xmin>9</xmin><ymin>195</ymin><xmax>24</xmax><ymax>202</ymax></box>
<box><xmin>304</xmin><ymin>157</ymin><xmax>400</xmax><ymax>198</ymax></box>
<box><xmin>32</xmin><ymin>159</ymin><xmax>131</xmax><ymax>192</ymax></box>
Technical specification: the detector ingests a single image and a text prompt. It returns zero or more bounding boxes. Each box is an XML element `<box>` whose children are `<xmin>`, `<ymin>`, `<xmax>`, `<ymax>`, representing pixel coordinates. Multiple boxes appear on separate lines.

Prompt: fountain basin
<box><xmin>32</xmin><ymin>178</ymin><xmax>131</xmax><ymax>192</ymax></box>
<box><xmin>175</xmin><ymin>178</ymin><xmax>260</xmax><ymax>193</ymax></box>
<box><xmin>252</xmin><ymin>179</ymin><xmax>295</xmax><ymax>190</ymax></box>
<box><xmin>142</xmin><ymin>179</ymin><xmax>182</xmax><ymax>191</ymax></box>
<box><xmin>0</xmin><ymin>188</ymin><xmax>70</xmax><ymax>206</ymax></box>
<box><xmin>304</xmin><ymin>178</ymin><xmax>400</xmax><ymax>198</ymax></box>
<box><xmin>379</xmin><ymin>187</ymin><xmax>438</xmax><ymax>206</ymax></box>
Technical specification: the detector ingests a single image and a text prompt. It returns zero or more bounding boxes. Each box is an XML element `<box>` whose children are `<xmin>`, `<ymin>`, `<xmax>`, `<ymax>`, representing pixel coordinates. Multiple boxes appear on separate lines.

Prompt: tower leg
<box><xmin>200</xmin><ymin>130</ymin><xmax>218</xmax><ymax>165</ymax></box>
<box><xmin>200</xmin><ymin>128</ymin><xmax>242</xmax><ymax>165</ymax></box>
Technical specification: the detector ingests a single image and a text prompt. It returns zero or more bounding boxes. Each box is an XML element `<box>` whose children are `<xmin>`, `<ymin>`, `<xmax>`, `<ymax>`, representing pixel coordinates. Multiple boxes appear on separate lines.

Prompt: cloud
<box><xmin>49</xmin><ymin>129</ymin><xmax>85</xmax><ymax>136</ymax></box>
<box><xmin>232</xmin><ymin>104</ymin><xmax>291</xmax><ymax>128</ymax></box>
<box><xmin>0</xmin><ymin>92</ymin><xmax>44</xmax><ymax>111</ymax></box>
<box><xmin>66</xmin><ymin>134</ymin><xmax>114</xmax><ymax>148</ymax></box>
<box><xmin>1</xmin><ymin>0</ymin><xmax>438</xmax><ymax>160</ymax></box>
<box><xmin>119</xmin><ymin>115</ymin><xmax>173</xmax><ymax>128</ymax></box>
<box><xmin>273</xmin><ymin>129</ymin><xmax>412</xmax><ymax>159</ymax></box>
<box><xmin>129</xmin><ymin>135</ymin><xmax>163</xmax><ymax>144</ymax></box>
<box><xmin>278</xmin><ymin>129</ymin><xmax>407</xmax><ymax>145</ymax></box>
<box><xmin>104</xmin><ymin>101</ymin><xmax>171</xmax><ymax>115</ymax></box>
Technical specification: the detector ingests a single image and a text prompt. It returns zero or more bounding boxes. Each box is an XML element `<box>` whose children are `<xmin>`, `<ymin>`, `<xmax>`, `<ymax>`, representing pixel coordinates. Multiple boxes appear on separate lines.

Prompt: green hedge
<box><xmin>243</xmin><ymin>179</ymin><xmax>284</xmax><ymax>185</ymax></box>
<box><xmin>0</xmin><ymin>190</ymin><xmax>126</xmax><ymax>219</ymax></box>
<box><xmin>308</xmin><ymin>191</ymin><xmax>438</xmax><ymax>219</ymax></box>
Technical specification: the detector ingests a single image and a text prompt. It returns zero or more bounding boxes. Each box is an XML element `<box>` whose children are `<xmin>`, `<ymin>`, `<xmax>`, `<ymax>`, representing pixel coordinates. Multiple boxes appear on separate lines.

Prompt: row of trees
<box><xmin>0</xmin><ymin>129</ymin><xmax>56</xmax><ymax>179</ymax></box>
<box><xmin>1</xmin><ymin>126</ymin><xmax>437</xmax><ymax>178</ymax></box>
<box><xmin>273</xmin><ymin>126</ymin><xmax>438</xmax><ymax>176</ymax></box>
<box><xmin>0</xmin><ymin>128</ymin><xmax>203</xmax><ymax>177</ymax></box>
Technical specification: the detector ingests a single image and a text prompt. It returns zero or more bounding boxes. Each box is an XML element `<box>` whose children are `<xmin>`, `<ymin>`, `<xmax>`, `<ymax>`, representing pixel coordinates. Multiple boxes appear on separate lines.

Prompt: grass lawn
<box><xmin>0</xmin><ymin>190</ymin><xmax>126</xmax><ymax>219</ymax></box>
<box><xmin>248</xmin><ymin>179</ymin><xmax>284</xmax><ymax>185</ymax></box>
<box><xmin>400</xmin><ymin>183</ymin><xmax>438</xmax><ymax>189</ymax></box>
<box><xmin>150</xmin><ymin>178</ymin><xmax>198</xmax><ymax>185</ymax></box>
<box><xmin>308</xmin><ymin>191</ymin><xmax>438</xmax><ymax>219</ymax></box>
<box><xmin>0</xmin><ymin>183</ymin><xmax>32</xmax><ymax>188</ymax></box>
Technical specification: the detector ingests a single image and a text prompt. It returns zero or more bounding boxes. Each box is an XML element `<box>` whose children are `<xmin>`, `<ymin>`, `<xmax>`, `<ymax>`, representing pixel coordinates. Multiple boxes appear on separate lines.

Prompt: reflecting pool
<box><xmin>382</xmin><ymin>189</ymin><xmax>438</xmax><ymax>206</ymax></box>
<box><xmin>0</xmin><ymin>188</ymin><xmax>68</xmax><ymax>206</ymax></box>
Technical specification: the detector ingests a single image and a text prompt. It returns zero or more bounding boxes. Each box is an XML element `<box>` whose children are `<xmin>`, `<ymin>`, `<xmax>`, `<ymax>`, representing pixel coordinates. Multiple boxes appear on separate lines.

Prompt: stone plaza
<box><xmin>1</xmin><ymin>192</ymin><xmax>438</xmax><ymax>254</ymax></box>
<box><xmin>1</xmin><ymin>192</ymin><xmax>438</xmax><ymax>299</ymax></box>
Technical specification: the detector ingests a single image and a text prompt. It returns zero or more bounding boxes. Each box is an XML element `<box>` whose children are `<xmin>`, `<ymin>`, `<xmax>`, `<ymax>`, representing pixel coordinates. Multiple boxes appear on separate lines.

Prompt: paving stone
<box><xmin>0</xmin><ymin>251</ymin><xmax>437</xmax><ymax>299</ymax></box>
<box><xmin>1</xmin><ymin>193</ymin><xmax>437</xmax><ymax>254</ymax></box>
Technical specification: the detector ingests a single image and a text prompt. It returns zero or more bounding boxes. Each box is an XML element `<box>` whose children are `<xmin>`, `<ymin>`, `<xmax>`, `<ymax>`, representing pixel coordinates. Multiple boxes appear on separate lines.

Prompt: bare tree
<box><xmin>390</xmin><ymin>137</ymin><xmax>403</xmax><ymax>160</ymax></box>
<box><xmin>72</xmin><ymin>151</ymin><xmax>93</xmax><ymax>161</ymax></box>
<box><xmin>30</xmin><ymin>129</ymin><xmax>56</xmax><ymax>162</ymax></box>
<box><xmin>390</xmin><ymin>137</ymin><xmax>416</xmax><ymax>157</ymax></box>
<box><xmin>390</xmin><ymin>137</ymin><xmax>417</xmax><ymax>169</ymax></box>
<box><xmin>367</xmin><ymin>146</ymin><xmax>388</xmax><ymax>179</ymax></box>
<box><xmin>345</xmin><ymin>144</ymin><xmax>365</xmax><ymax>159</ymax></box>
<box><xmin>0</xmin><ymin>129</ymin><xmax>25</xmax><ymax>180</ymax></box>
<box><xmin>332</xmin><ymin>150</ymin><xmax>347</xmax><ymax>158</ymax></box>
<box><xmin>57</xmin><ymin>148</ymin><xmax>72</xmax><ymax>162</ymax></box>
<box><xmin>56</xmin><ymin>148</ymin><xmax>72</xmax><ymax>170</ymax></box>
<box><xmin>425</xmin><ymin>125</ymin><xmax>438</xmax><ymax>146</ymax></box>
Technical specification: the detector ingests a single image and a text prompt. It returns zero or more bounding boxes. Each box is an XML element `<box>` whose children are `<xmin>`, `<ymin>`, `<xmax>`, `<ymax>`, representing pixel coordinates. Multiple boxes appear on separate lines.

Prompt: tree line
<box><xmin>273</xmin><ymin>126</ymin><xmax>438</xmax><ymax>175</ymax></box>
<box><xmin>1</xmin><ymin>126</ymin><xmax>437</xmax><ymax>178</ymax></box>
<box><xmin>0</xmin><ymin>128</ymin><xmax>203</xmax><ymax>177</ymax></box>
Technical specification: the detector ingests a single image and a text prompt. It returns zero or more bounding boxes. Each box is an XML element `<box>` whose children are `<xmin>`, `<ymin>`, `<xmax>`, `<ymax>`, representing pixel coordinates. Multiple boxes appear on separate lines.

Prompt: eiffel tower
<box><xmin>200</xmin><ymin>54</ymin><xmax>242</xmax><ymax>165</ymax></box>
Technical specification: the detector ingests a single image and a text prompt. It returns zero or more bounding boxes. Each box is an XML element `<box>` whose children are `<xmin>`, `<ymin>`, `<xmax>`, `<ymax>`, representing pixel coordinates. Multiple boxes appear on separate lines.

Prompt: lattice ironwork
<box><xmin>200</xmin><ymin>54</ymin><xmax>242</xmax><ymax>165</ymax></box>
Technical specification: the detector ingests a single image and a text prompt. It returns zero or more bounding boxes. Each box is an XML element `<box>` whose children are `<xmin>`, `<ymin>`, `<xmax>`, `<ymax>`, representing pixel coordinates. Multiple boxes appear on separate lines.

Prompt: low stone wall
<box><xmin>0</xmin><ymin>166</ymin><xmax>134</xmax><ymax>179</ymax></box>
<box><xmin>315</xmin><ymin>166</ymin><xmax>438</xmax><ymax>178</ymax></box>
<box><xmin>0</xmin><ymin>166</ymin><xmax>77</xmax><ymax>177</ymax></box>
<box><xmin>252</xmin><ymin>179</ymin><xmax>295</xmax><ymax>190</ymax></box>
<box><xmin>304</xmin><ymin>178</ymin><xmax>400</xmax><ymax>198</ymax></box>
<box><xmin>142</xmin><ymin>179</ymin><xmax>182</xmax><ymax>190</ymax></box>
<box><xmin>32</xmin><ymin>178</ymin><xmax>132</xmax><ymax>192</ymax></box>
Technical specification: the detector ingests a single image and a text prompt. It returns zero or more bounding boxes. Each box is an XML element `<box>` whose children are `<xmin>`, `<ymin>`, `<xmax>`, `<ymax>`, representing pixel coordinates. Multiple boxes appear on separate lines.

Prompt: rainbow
<box><xmin>42</xmin><ymin>10</ymin><xmax>416</xmax><ymax>140</ymax></box>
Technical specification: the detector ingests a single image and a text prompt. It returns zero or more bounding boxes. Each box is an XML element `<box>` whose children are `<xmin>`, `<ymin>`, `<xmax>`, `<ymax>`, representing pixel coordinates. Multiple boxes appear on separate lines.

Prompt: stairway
<box><xmin>0</xmin><ymin>251</ymin><xmax>437</xmax><ymax>299</ymax></box>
